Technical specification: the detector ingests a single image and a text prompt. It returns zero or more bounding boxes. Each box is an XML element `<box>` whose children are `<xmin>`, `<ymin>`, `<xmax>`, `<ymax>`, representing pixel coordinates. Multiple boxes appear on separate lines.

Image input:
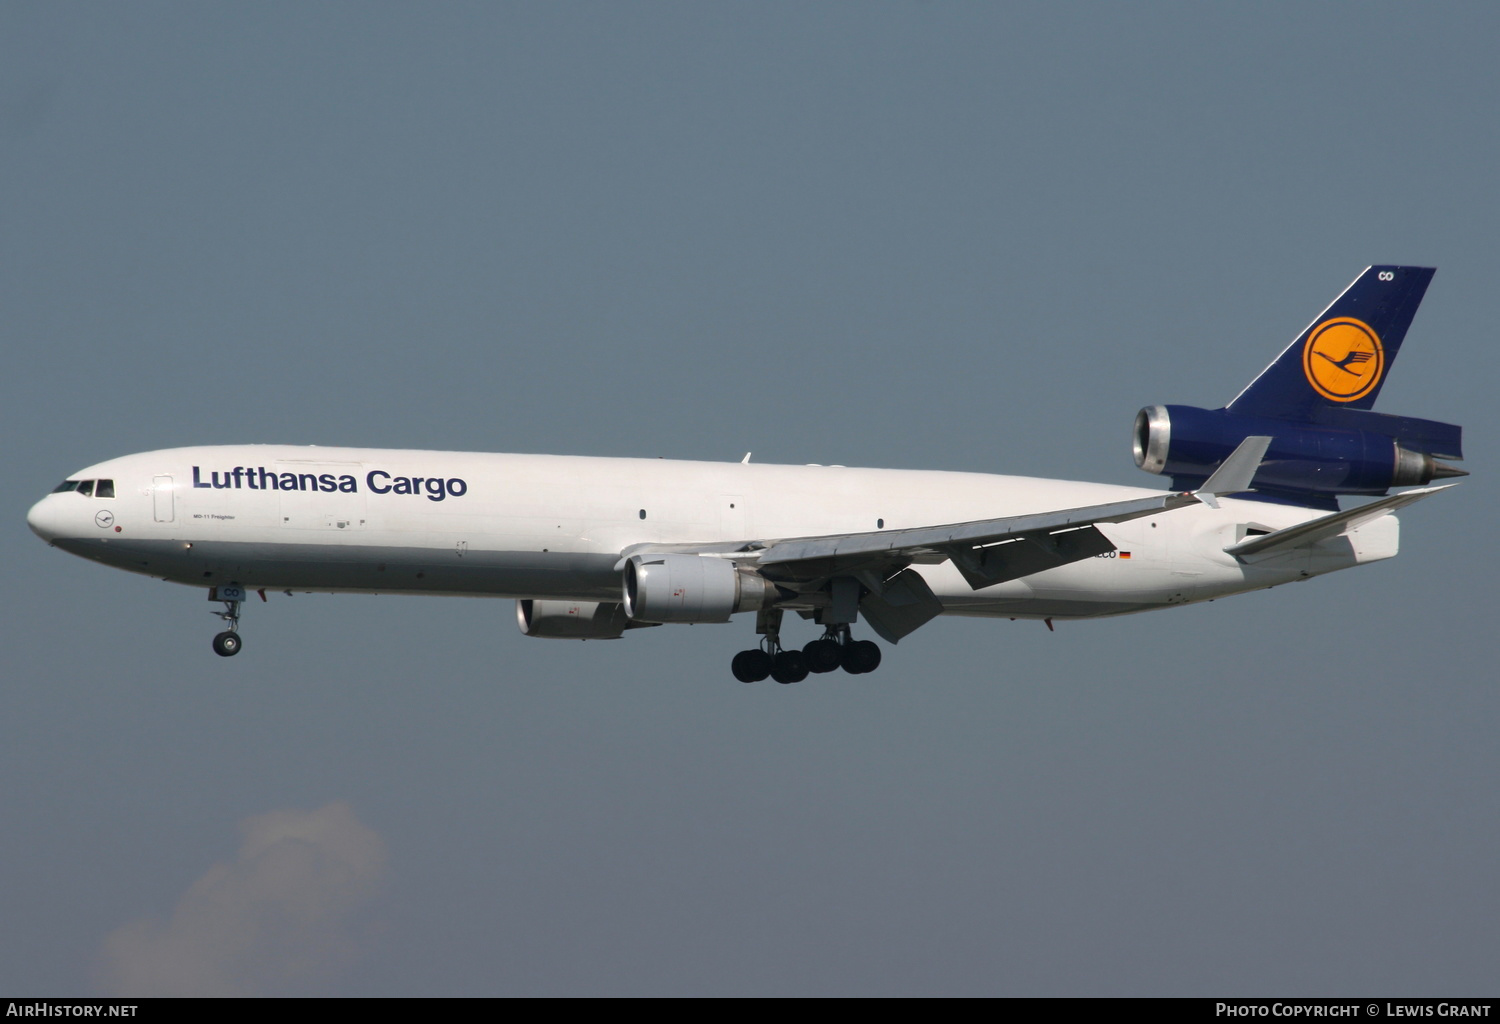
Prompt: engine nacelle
<box><xmin>1133</xmin><ymin>404</ymin><xmax>1464</xmax><ymax>500</ymax></box>
<box><xmin>622</xmin><ymin>553</ymin><xmax>781</xmax><ymax>624</ymax></box>
<box><xmin>517</xmin><ymin>599</ymin><xmax>630</xmax><ymax>639</ymax></box>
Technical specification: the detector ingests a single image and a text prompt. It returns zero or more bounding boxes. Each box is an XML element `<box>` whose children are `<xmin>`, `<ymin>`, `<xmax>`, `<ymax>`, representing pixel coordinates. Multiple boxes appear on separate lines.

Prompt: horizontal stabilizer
<box><xmin>1224</xmin><ymin>484</ymin><xmax>1455</xmax><ymax>559</ymax></box>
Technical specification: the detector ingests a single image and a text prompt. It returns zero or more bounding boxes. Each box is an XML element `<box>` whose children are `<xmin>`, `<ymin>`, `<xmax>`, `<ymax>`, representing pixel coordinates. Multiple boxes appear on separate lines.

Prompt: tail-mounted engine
<box><xmin>1133</xmin><ymin>404</ymin><xmax>1465</xmax><ymax>504</ymax></box>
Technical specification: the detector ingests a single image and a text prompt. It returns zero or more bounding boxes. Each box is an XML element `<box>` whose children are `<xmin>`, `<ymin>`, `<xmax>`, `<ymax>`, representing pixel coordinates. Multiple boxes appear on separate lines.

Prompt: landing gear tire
<box><xmin>212</xmin><ymin>631</ymin><xmax>242</xmax><ymax>657</ymax></box>
<box><xmin>771</xmin><ymin>650</ymin><xmax>809</xmax><ymax>684</ymax></box>
<box><xmin>802</xmin><ymin>638</ymin><xmax>842</xmax><ymax>674</ymax></box>
<box><xmin>732</xmin><ymin>649</ymin><xmax>773</xmax><ymax>683</ymax></box>
<box><xmin>841</xmin><ymin>639</ymin><xmax>881</xmax><ymax>675</ymax></box>
<box><xmin>211</xmin><ymin>588</ymin><xmax>245</xmax><ymax>658</ymax></box>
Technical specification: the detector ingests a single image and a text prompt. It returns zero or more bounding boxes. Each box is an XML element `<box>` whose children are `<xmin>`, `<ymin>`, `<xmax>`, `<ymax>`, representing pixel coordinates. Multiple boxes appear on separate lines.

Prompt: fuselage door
<box><xmin>153</xmin><ymin>475</ymin><xmax>174</xmax><ymax>523</ymax></box>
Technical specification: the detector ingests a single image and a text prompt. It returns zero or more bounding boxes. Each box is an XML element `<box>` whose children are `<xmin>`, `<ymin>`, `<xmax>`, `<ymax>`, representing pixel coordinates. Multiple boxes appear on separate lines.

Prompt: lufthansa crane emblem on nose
<box><xmin>95</xmin><ymin>510</ymin><xmax>114</xmax><ymax>528</ymax></box>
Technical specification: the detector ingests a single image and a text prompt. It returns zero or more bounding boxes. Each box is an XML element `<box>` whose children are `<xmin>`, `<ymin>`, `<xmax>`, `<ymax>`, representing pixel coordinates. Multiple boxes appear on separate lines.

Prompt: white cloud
<box><xmin>98</xmin><ymin>802</ymin><xmax>387</xmax><ymax>997</ymax></box>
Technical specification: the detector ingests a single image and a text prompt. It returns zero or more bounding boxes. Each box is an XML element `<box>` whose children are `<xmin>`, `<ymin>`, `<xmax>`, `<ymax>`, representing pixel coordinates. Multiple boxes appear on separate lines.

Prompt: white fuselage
<box><xmin>26</xmin><ymin>445</ymin><xmax>1399</xmax><ymax>622</ymax></box>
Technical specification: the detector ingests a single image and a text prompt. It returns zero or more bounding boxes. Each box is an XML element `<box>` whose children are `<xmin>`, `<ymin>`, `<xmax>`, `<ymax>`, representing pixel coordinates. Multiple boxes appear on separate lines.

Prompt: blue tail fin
<box><xmin>1226</xmin><ymin>266</ymin><xmax>1435</xmax><ymax>420</ymax></box>
<box><xmin>1133</xmin><ymin>265</ymin><xmax>1463</xmax><ymax>510</ymax></box>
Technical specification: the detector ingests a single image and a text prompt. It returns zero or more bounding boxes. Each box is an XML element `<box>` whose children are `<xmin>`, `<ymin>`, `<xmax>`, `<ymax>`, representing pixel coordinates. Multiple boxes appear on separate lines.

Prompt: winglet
<box><xmin>1193</xmin><ymin>435</ymin><xmax>1272</xmax><ymax>509</ymax></box>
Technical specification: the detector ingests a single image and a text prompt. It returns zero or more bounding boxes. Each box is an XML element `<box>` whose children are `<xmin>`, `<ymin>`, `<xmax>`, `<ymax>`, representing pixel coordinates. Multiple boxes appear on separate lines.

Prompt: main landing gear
<box><xmin>803</xmin><ymin>624</ymin><xmax>881</xmax><ymax>675</ymax></box>
<box><xmin>730</xmin><ymin>610</ymin><xmax>882</xmax><ymax>683</ymax></box>
<box><xmin>210</xmin><ymin>585</ymin><xmax>245</xmax><ymax>657</ymax></box>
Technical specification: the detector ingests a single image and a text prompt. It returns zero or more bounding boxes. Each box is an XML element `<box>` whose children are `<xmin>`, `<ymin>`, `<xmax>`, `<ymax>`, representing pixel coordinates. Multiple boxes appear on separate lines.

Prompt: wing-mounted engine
<box><xmin>1133</xmin><ymin>404</ymin><xmax>1465</xmax><ymax>506</ymax></box>
<box><xmin>622</xmin><ymin>553</ymin><xmax>782</xmax><ymax>624</ymax></box>
<box><xmin>517</xmin><ymin>599</ymin><xmax>635</xmax><ymax>639</ymax></box>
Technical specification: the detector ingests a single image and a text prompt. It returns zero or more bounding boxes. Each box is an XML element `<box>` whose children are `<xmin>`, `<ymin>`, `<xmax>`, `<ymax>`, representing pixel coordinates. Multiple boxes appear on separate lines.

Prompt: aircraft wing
<box><xmin>621</xmin><ymin>437</ymin><xmax>1272</xmax><ymax>642</ymax></box>
<box><xmin>627</xmin><ymin>436</ymin><xmax>1270</xmax><ymax>583</ymax></box>
<box><xmin>750</xmin><ymin>437</ymin><xmax>1272</xmax><ymax>586</ymax></box>
<box><xmin>621</xmin><ymin>490</ymin><xmax>1201</xmax><ymax>644</ymax></box>
<box><xmin>748</xmin><ymin>491</ymin><xmax>1193</xmax><ymax>587</ymax></box>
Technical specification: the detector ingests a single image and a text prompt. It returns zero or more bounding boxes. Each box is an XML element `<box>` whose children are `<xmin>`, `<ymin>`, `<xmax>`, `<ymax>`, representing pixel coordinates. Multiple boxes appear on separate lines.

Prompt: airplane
<box><xmin>27</xmin><ymin>266</ymin><xmax>1465</xmax><ymax>683</ymax></box>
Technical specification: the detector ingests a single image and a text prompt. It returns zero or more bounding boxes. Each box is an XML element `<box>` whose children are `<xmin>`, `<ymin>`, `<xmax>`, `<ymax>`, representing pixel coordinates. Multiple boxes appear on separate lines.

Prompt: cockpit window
<box><xmin>50</xmin><ymin>478</ymin><xmax>132</xmax><ymax>498</ymax></box>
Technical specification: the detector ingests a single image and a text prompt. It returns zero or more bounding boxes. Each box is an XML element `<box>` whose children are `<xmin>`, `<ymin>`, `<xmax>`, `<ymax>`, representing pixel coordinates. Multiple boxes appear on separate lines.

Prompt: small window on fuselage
<box><xmin>76</xmin><ymin>480</ymin><xmax>95</xmax><ymax>497</ymax></box>
<box><xmin>52</xmin><ymin>480</ymin><xmax>81</xmax><ymax>493</ymax></box>
<box><xmin>95</xmin><ymin>479</ymin><xmax>115</xmax><ymax>498</ymax></box>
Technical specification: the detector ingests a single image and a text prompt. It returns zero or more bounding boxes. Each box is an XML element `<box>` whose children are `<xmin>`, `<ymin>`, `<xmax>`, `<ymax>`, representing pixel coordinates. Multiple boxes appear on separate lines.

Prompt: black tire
<box><xmin>731</xmin><ymin>649</ymin><xmax>772</xmax><ymax>682</ymax></box>
<box><xmin>212</xmin><ymin>631</ymin><xmax>242</xmax><ymax>657</ymax></box>
<box><xmin>802</xmin><ymin>638</ymin><xmax>842</xmax><ymax>673</ymax></box>
<box><xmin>771</xmin><ymin>650</ymin><xmax>809</xmax><ymax>684</ymax></box>
<box><xmin>841</xmin><ymin>639</ymin><xmax>880</xmax><ymax>674</ymax></box>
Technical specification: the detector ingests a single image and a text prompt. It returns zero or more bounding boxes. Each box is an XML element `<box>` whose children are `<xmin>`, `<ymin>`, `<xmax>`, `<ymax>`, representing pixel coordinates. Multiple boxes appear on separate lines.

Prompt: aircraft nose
<box><xmin>27</xmin><ymin>496</ymin><xmax>63</xmax><ymax>543</ymax></box>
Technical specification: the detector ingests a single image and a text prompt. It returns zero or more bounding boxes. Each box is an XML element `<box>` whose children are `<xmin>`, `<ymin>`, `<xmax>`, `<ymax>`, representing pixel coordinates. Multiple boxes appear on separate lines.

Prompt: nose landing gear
<box><xmin>210</xmin><ymin>585</ymin><xmax>245</xmax><ymax>657</ymax></box>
